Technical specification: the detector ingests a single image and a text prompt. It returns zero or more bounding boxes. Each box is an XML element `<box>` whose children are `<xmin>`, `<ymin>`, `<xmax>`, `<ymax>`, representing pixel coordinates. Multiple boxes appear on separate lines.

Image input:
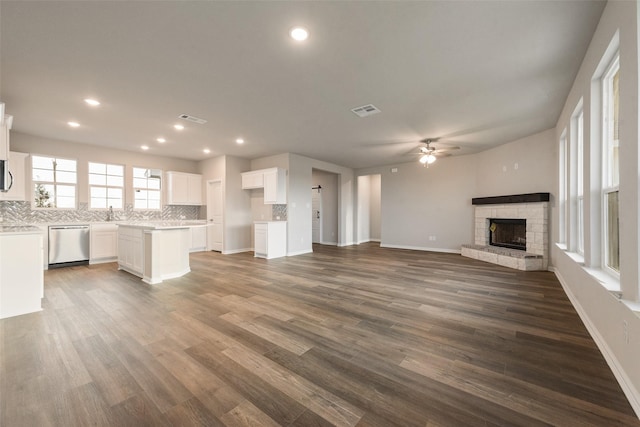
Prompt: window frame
<box><xmin>601</xmin><ymin>54</ymin><xmax>620</xmax><ymax>276</ymax></box>
<box><xmin>88</xmin><ymin>161</ymin><xmax>125</xmax><ymax>210</ymax></box>
<box><xmin>558</xmin><ymin>129</ymin><xmax>568</xmax><ymax>245</ymax></box>
<box><xmin>132</xmin><ymin>166</ymin><xmax>162</xmax><ymax>211</ymax></box>
<box><xmin>31</xmin><ymin>154</ymin><xmax>78</xmax><ymax>210</ymax></box>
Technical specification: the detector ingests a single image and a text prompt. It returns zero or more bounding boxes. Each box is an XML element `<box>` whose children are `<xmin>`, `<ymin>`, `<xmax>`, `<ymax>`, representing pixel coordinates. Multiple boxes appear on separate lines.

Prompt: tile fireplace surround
<box><xmin>461</xmin><ymin>193</ymin><xmax>549</xmax><ymax>271</ymax></box>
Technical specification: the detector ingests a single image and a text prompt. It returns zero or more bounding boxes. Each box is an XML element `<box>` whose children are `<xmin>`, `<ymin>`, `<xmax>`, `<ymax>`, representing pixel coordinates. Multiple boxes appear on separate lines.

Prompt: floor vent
<box><xmin>179</xmin><ymin>114</ymin><xmax>207</xmax><ymax>124</ymax></box>
<box><xmin>351</xmin><ymin>104</ymin><xmax>381</xmax><ymax>118</ymax></box>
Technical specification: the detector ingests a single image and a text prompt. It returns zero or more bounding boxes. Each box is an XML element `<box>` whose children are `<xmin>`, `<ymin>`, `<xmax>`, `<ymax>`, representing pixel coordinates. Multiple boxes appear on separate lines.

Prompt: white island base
<box><xmin>118</xmin><ymin>223</ymin><xmax>190</xmax><ymax>285</ymax></box>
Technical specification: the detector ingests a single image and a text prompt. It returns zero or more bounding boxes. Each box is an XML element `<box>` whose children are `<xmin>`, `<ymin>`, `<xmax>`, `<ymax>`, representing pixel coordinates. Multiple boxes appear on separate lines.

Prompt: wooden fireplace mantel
<box><xmin>471</xmin><ymin>192</ymin><xmax>550</xmax><ymax>205</ymax></box>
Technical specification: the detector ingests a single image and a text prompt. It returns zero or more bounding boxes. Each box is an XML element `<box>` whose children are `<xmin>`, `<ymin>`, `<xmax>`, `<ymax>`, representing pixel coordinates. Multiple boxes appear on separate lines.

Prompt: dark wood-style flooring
<box><xmin>1</xmin><ymin>243</ymin><xmax>639</xmax><ymax>426</ymax></box>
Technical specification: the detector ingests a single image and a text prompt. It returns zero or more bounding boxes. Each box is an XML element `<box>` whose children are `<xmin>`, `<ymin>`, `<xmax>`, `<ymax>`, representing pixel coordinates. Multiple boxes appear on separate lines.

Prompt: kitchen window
<box><xmin>89</xmin><ymin>162</ymin><xmax>124</xmax><ymax>209</ymax></box>
<box><xmin>32</xmin><ymin>155</ymin><xmax>77</xmax><ymax>209</ymax></box>
<box><xmin>133</xmin><ymin>167</ymin><xmax>161</xmax><ymax>210</ymax></box>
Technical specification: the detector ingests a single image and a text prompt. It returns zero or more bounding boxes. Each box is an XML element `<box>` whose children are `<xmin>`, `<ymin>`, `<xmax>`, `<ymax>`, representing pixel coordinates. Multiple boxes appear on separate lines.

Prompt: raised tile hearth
<box><xmin>462</xmin><ymin>193</ymin><xmax>549</xmax><ymax>271</ymax></box>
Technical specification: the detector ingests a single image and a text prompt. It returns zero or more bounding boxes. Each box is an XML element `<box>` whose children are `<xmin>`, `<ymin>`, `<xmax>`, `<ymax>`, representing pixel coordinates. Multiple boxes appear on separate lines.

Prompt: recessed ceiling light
<box><xmin>157</xmin><ymin>137</ymin><xmax>166</xmax><ymax>143</ymax></box>
<box><xmin>84</xmin><ymin>98</ymin><xmax>100</xmax><ymax>107</ymax></box>
<box><xmin>289</xmin><ymin>26</ymin><xmax>308</xmax><ymax>41</ymax></box>
<box><xmin>68</xmin><ymin>121</ymin><xmax>80</xmax><ymax>127</ymax></box>
<box><xmin>203</xmin><ymin>148</ymin><xmax>211</xmax><ymax>154</ymax></box>
<box><xmin>141</xmin><ymin>145</ymin><xmax>149</xmax><ymax>150</ymax></box>
<box><xmin>174</xmin><ymin>124</ymin><xmax>184</xmax><ymax>131</ymax></box>
<box><xmin>236</xmin><ymin>138</ymin><xmax>244</xmax><ymax>144</ymax></box>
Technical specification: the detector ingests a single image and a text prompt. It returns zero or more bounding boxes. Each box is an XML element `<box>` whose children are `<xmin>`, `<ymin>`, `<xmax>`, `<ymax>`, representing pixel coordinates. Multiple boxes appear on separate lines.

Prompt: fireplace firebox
<box><xmin>489</xmin><ymin>218</ymin><xmax>526</xmax><ymax>251</ymax></box>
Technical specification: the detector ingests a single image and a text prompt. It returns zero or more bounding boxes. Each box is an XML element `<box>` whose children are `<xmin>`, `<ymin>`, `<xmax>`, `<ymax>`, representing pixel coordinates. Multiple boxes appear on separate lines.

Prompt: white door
<box><xmin>312</xmin><ymin>189</ymin><xmax>322</xmax><ymax>244</ymax></box>
<box><xmin>207</xmin><ymin>180</ymin><xmax>223</xmax><ymax>252</ymax></box>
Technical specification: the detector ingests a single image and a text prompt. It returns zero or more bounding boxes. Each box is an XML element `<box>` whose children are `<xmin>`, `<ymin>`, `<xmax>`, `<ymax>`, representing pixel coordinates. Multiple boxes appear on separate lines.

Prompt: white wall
<box><xmin>198</xmin><ymin>155</ymin><xmax>252</xmax><ymax>254</ymax></box>
<box><xmin>12</xmin><ymin>132</ymin><xmax>198</xmax><ymax>206</ymax></box>
<box><xmin>356</xmin><ymin>173</ymin><xmax>381</xmax><ymax>244</ymax></box>
<box><xmin>358</xmin><ymin>155</ymin><xmax>477</xmax><ymax>253</ymax></box>
<box><xmin>369</xmin><ymin>174</ymin><xmax>381</xmax><ymax>241</ymax></box>
<box><xmin>551</xmin><ymin>0</ymin><xmax>640</xmax><ymax>416</ymax></box>
<box><xmin>357</xmin><ymin>175</ymin><xmax>371</xmax><ymax>243</ymax></box>
<box><xmin>474</xmin><ymin>129</ymin><xmax>556</xmax><ymax>198</ymax></box>
<box><xmin>224</xmin><ymin>156</ymin><xmax>252</xmax><ymax>253</ymax></box>
<box><xmin>312</xmin><ymin>169</ymin><xmax>338</xmax><ymax>245</ymax></box>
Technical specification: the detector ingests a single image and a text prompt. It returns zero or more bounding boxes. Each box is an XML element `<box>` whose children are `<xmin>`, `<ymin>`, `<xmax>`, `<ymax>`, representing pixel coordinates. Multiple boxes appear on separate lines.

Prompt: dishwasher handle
<box><xmin>49</xmin><ymin>225</ymin><xmax>90</xmax><ymax>230</ymax></box>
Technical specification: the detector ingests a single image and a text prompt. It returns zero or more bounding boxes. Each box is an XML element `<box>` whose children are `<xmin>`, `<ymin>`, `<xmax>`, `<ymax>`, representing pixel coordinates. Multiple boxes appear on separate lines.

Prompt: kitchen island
<box><xmin>117</xmin><ymin>222</ymin><xmax>191</xmax><ymax>285</ymax></box>
<box><xmin>0</xmin><ymin>225</ymin><xmax>44</xmax><ymax>319</ymax></box>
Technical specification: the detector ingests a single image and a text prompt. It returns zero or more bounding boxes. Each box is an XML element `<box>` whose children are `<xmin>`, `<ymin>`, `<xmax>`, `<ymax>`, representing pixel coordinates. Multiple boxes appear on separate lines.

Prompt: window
<box><xmin>133</xmin><ymin>167</ymin><xmax>161</xmax><ymax>210</ymax></box>
<box><xmin>602</xmin><ymin>55</ymin><xmax>619</xmax><ymax>273</ymax></box>
<box><xmin>558</xmin><ymin>130</ymin><xmax>567</xmax><ymax>244</ymax></box>
<box><xmin>576</xmin><ymin>109</ymin><xmax>584</xmax><ymax>255</ymax></box>
<box><xmin>32</xmin><ymin>155</ymin><xmax>77</xmax><ymax>208</ymax></box>
<box><xmin>89</xmin><ymin>162</ymin><xmax>124</xmax><ymax>209</ymax></box>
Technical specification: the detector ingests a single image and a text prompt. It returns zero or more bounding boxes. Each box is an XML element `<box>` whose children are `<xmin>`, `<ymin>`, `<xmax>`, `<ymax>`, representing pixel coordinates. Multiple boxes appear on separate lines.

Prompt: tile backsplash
<box><xmin>272</xmin><ymin>204</ymin><xmax>287</xmax><ymax>220</ymax></box>
<box><xmin>0</xmin><ymin>201</ymin><xmax>200</xmax><ymax>224</ymax></box>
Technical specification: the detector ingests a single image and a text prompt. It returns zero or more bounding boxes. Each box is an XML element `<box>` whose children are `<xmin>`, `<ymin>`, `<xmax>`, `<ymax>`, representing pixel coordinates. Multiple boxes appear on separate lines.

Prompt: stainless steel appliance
<box><xmin>0</xmin><ymin>160</ymin><xmax>12</xmax><ymax>192</ymax></box>
<box><xmin>48</xmin><ymin>225</ymin><xmax>90</xmax><ymax>268</ymax></box>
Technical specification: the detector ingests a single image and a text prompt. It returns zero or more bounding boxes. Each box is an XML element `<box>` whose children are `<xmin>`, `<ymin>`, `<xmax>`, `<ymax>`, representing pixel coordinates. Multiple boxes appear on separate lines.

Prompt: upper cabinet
<box><xmin>241</xmin><ymin>171</ymin><xmax>264</xmax><ymax>189</ymax></box>
<box><xmin>0</xmin><ymin>151</ymin><xmax>28</xmax><ymax>201</ymax></box>
<box><xmin>241</xmin><ymin>167</ymin><xmax>286</xmax><ymax>204</ymax></box>
<box><xmin>165</xmin><ymin>171</ymin><xmax>202</xmax><ymax>205</ymax></box>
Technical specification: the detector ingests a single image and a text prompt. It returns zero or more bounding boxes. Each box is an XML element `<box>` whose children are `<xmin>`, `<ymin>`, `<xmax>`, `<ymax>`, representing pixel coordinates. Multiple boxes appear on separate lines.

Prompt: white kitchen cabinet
<box><xmin>254</xmin><ymin>221</ymin><xmax>286</xmax><ymax>259</ymax></box>
<box><xmin>241</xmin><ymin>170</ymin><xmax>264</xmax><ymax>189</ymax></box>
<box><xmin>117</xmin><ymin>226</ymin><xmax>144</xmax><ymax>275</ymax></box>
<box><xmin>0</xmin><ymin>151</ymin><xmax>28</xmax><ymax>201</ymax></box>
<box><xmin>90</xmin><ymin>223</ymin><xmax>118</xmax><ymax>263</ymax></box>
<box><xmin>263</xmin><ymin>168</ymin><xmax>286</xmax><ymax>204</ymax></box>
<box><xmin>0</xmin><ymin>228</ymin><xmax>44</xmax><ymax>319</ymax></box>
<box><xmin>165</xmin><ymin>171</ymin><xmax>203</xmax><ymax>205</ymax></box>
<box><xmin>189</xmin><ymin>225</ymin><xmax>207</xmax><ymax>252</ymax></box>
<box><xmin>241</xmin><ymin>168</ymin><xmax>286</xmax><ymax>204</ymax></box>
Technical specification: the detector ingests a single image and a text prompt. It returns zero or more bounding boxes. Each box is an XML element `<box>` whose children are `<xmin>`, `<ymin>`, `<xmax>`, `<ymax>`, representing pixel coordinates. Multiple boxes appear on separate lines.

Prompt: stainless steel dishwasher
<box><xmin>48</xmin><ymin>225</ymin><xmax>90</xmax><ymax>268</ymax></box>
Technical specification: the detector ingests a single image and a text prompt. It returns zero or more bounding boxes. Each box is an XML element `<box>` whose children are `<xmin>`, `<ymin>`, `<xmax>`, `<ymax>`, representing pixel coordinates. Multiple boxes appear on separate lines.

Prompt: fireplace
<box><xmin>489</xmin><ymin>218</ymin><xmax>526</xmax><ymax>251</ymax></box>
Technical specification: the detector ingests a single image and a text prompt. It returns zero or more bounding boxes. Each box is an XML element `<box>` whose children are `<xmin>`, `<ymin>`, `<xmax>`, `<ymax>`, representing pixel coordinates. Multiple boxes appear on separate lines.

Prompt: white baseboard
<box><xmin>338</xmin><ymin>241</ymin><xmax>356</xmax><ymax>247</ymax></box>
<box><xmin>370</xmin><ymin>238</ymin><xmax>381</xmax><ymax>242</ymax></box>
<box><xmin>287</xmin><ymin>249</ymin><xmax>313</xmax><ymax>257</ymax></box>
<box><xmin>222</xmin><ymin>248</ymin><xmax>252</xmax><ymax>255</ymax></box>
<box><xmin>320</xmin><ymin>241</ymin><xmax>338</xmax><ymax>246</ymax></box>
<box><xmin>380</xmin><ymin>243</ymin><xmax>461</xmax><ymax>254</ymax></box>
<box><xmin>552</xmin><ymin>268</ymin><xmax>640</xmax><ymax>418</ymax></box>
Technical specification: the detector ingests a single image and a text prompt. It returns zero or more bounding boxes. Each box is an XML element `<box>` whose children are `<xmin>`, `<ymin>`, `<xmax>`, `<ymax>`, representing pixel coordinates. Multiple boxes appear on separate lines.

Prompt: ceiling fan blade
<box><xmin>433</xmin><ymin>146</ymin><xmax>460</xmax><ymax>153</ymax></box>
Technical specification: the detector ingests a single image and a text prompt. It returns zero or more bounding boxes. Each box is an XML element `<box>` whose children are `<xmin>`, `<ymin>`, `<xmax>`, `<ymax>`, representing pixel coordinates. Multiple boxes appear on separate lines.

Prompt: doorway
<box><xmin>207</xmin><ymin>180</ymin><xmax>223</xmax><ymax>252</ymax></box>
<box><xmin>357</xmin><ymin>174</ymin><xmax>381</xmax><ymax>244</ymax></box>
<box><xmin>312</xmin><ymin>186</ymin><xmax>322</xmax><ymax>243</ymax></box>
<box><xmin>311</xmin><ymin>169</ymin><xmax>339</xmax><ymax>246</ymax></box>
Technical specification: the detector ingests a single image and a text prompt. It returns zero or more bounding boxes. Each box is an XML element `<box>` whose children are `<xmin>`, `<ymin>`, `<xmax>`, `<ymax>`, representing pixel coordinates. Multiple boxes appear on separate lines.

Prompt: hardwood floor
<box><xmin>1</xmin><ymin>242</ymin><xmax>639</xmax><ymax>426</ymax></box>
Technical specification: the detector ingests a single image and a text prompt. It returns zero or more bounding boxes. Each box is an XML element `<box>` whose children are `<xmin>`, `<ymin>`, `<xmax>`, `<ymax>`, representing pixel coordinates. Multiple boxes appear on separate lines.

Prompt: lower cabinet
<box><xmin>90</xmin><ymin>223</ymin><xmax>118</xmax><ymax>263</ymax></box>
<box><xmin>254</xmin><ymin>221</ymin><xmax>287</xmax><ymax>259</ymax></box>
<box><xmin>0</xmin><ymin>232</ymin><xmax>44</xmax><ymax>319</ymax></box>
<box><xmin>117</xmin><ymin>227</ymin><xmax>144</xmax><ymax>276</ymax></box>
<box><xmin>189</xmin><ymin>225</ymin><xmax>207</xmax><ymax>252</ymax></box>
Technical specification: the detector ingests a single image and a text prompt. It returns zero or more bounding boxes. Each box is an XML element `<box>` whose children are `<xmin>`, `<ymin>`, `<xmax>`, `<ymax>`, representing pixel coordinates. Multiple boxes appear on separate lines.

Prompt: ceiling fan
<box><xmin>415</xmin><ymin>138</ymin><xmax>460</xmax><ymax>167</ymax></box>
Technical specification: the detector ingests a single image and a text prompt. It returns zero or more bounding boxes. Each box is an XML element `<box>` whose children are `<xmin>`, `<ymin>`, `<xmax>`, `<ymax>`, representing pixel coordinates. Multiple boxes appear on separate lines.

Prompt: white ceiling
<box><xmin>0</xmin><ymin>1</ymin><xmax>605</xmax><ymax>169</ymax></box>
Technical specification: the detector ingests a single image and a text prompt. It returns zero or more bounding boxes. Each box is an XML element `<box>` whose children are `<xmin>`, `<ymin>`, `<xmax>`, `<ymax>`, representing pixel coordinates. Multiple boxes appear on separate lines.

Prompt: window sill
<box><xmin>557</xmin><ymin>243</ymin><xmax>621</xmax><ymax>295</ymax></box>
<box><xmin>620</xmin><ymin>299</ymin><xmax>640</xmax><ymax>318</ymax></box>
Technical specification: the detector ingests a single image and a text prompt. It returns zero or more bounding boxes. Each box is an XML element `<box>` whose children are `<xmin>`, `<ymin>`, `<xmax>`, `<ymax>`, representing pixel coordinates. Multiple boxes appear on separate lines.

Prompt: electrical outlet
<box><xmin>623</xmin><ymin>321</ymin><xmax>629</xmax><ymax>344</ymax></box>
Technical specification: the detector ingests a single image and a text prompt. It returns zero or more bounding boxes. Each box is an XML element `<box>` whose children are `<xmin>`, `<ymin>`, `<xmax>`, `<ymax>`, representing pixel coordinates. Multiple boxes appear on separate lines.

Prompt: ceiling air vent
<box><xmin>179</xmin><ymin>114</ymin><xmax>207</xmax><ymax>125</ymax></box>
<box><xmin>351</xmin><ymin>104</ymin><xmax>381</xmax><ymax>118</ymax></box>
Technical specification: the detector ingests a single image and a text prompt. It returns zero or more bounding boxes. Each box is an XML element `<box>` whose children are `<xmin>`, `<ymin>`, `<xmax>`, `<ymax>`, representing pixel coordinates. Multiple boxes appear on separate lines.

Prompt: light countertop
<box><xmin>0</xmin><ymin>225</ymin><xmax>45</xmax><ymax>235</ymax></box>
<box><xmin>117</xmin><ymin>220</ymin><xmax>206</xmax><ymax>230</ymax></box>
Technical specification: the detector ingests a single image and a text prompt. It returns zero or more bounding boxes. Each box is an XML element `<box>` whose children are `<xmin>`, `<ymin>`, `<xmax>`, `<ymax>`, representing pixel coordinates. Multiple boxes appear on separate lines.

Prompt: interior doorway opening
<box><xmin>357</xmin><ymin>174</ymin><xmax>381</xmax><ymax>244</ymax></box>
<box><xmin>311</xmin><ymin>169</ymin><xmax>339</xmax><ymax>246</ymax></box>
